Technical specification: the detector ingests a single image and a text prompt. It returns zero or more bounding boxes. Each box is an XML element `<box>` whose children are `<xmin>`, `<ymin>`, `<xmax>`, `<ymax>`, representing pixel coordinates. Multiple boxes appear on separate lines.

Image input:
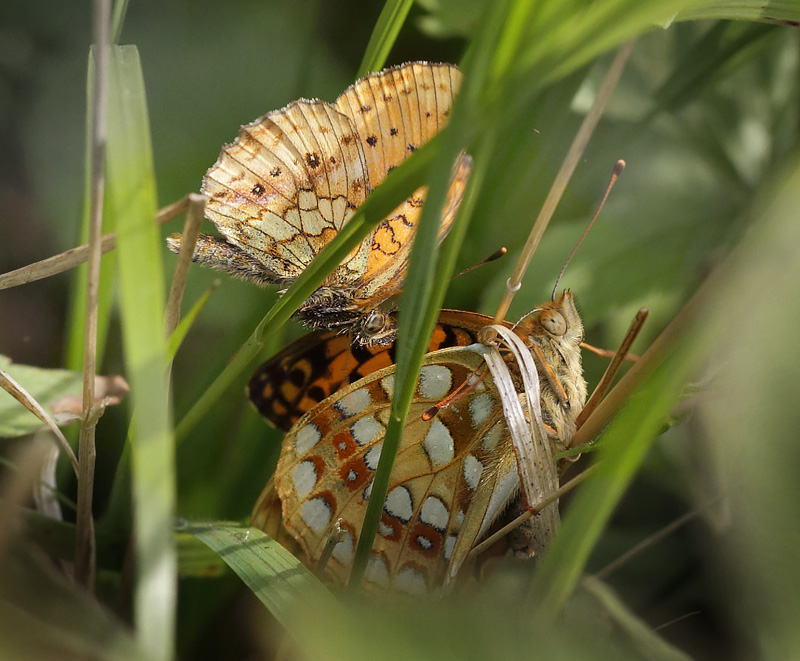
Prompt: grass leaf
<box><xmin>107</xmin><ymin>45</ymin><xmax>176</xmax><ymax>660</ymax></box>
<box><xmin>357</xmin><ymin>0</ymin><xmax>415</xmax><ymax>77</ymax></box>
<box><xmin>177</xmin><ymin>522</ymin><xmax>335</xmax><ymax>636</ymax></box>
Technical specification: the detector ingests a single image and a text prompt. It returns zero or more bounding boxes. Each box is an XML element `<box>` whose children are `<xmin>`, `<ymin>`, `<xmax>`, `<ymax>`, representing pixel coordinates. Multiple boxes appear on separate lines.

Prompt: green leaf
<box><xmin>357</xmin><ymin>0</ymin><xmax>415</xmax><ymax>77</ymax></box>
<box><xmin>176</xmin><ymin>531</ymin><xmax>227</xmax><ymax>578</ymax></box>
<box><xmin>107</xmin><ymin>45</ymin><xmax>176</xmax><ymax>660</ymax></box>
<box><xmin>177</xmin><ymin>522</ymin><xmax>335</xmax><ymax>636</ymax></box>
<box><xmin>0</xmin><ymin>356</ymin><xmax>82</xmax><ymax>438</ymax></box>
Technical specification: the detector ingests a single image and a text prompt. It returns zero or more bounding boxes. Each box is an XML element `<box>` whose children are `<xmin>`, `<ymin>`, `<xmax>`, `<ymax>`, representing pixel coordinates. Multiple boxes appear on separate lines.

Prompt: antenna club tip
<box><xmin>614</xmin><ymin>159</ymin><xmax>626</xmax><ymax>173</ymax></box>
<box><xmin>422</xmin><ymin>406</ymin><xmax>438</xmax><ymax>421</ymax></box>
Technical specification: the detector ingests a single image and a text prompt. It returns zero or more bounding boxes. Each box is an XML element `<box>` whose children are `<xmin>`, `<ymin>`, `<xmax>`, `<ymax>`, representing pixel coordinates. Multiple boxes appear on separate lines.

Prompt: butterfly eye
<box><xmin>363</xmin><ymin>310</ymin><xmax>387</xmax><ymax>334</ymax></box>
<box><xmin>540</xmin><ymin>310</ymin><xmax>567</xmax><ymax>336</ymax></box>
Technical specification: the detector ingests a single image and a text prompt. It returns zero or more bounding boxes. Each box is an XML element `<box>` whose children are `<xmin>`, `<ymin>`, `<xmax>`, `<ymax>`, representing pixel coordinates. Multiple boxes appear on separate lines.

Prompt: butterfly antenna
<box><xmin>422</xmin><ymin>363</ymin><xmax>489</xmax><ymax>420</ymax></box>
<box><xmin>451</xmin><ymin>247</ymin><xmax>507</xmax><ymax>280</ymax></box>
<box><xmin>492</xmin><ymin>41</ymin><xmax>635</xmax><ymax>323</ymax></box>
<box><xmin>364</xmin><ymin>247</ymin><xmax>504</xmax><ymax>303</ymax></box>
<box><xmin>551</xmin><ymin>159</ymin><xmax>625</xmax><ymax>301</ymax></box>
<box><xmin>510</xmin><ymin>307</ymin><xmax>543</xmax><ymax>332</ymax></box>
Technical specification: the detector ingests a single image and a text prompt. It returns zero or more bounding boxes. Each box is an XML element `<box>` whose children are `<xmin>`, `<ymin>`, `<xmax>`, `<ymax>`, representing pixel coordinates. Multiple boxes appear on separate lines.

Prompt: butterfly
<box><xmin>250</xmin><ymin>293</ymin><xmax>587</xmax><ymax>594</ymax></box>
<box><xmin>168</xmin><ymin>62</ymin><xmax>471</xmax><ymax>347</ymax></box>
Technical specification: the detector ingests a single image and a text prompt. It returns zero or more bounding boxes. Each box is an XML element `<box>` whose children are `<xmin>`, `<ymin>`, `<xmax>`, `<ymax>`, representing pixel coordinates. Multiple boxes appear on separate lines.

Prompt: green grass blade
<box><xmin>177</xmin><ymin>522</ymin><xmax>336</xmax><ymax>636</ymax></box>
<box><xmin>176</xmin><ymin>531</ymin><xmax>226</xmax><ymax>578</ymax></box>
<box><xmin>357</xmin><ymin>0</ymin><xmax>415</xmax><ymax>77</ymax></box>
<box><xmin>348</xmin><ymin>0</ymin><xmax>515</xmax><ymax>587</ymax></box>
<box><xmin>174</xmin><ymin>138</ymin><xmax>439</xmax><ymax>444</ymax></box>
<box><xmin>676</xmin><ymin>1</ymin><xmax>800</xmax><ymax>23</ymax></box>
<box><xmin>107</xmin><ymin>45</ymin><xmax>175</xmax><ymax>660</ymax></box>
<box><xmin>110</xmin><ymin>0</ymin><xmax>130</xmax><ymax>44</ymax></box>
<box><xmin>167</xmin><ymin>281</ymin><xmax>218</xmax><ymax>362</ymax></box>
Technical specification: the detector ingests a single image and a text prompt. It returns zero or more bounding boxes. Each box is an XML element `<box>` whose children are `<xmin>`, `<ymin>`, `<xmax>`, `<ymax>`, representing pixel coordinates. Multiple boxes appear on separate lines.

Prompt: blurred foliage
<box><xmin>1</xmin><ymin>0</ymin><xmax>799</xmax><ymax>658</ymax></box>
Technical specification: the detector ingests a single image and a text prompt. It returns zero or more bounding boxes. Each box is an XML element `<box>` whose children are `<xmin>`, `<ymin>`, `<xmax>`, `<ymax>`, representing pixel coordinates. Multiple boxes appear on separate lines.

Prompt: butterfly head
<box><xmin>522</xmin><ymin>290</ymin><xmax>584</xmax><ymax>348</ymax></box>
<box><xmin>354</xmin><ymin>308</ymin><xmax>397</xmax><ymax>347</ymax></box>
<box><xmin>295</xmin><ymin>287</ymin><xmax>398</xmax><ymax>347</ymax></box>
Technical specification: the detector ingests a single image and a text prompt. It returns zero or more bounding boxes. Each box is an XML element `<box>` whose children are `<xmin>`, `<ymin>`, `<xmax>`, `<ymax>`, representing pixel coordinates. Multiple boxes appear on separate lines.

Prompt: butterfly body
<box><xmin>168</xmin><ymin>62</ymin><xmax>470</xmax><ymax>346</ymax></box>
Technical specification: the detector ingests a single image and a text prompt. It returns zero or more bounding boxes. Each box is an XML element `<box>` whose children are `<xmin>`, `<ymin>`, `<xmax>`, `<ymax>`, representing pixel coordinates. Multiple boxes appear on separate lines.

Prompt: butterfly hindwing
<box><xmin>201</xmin><ymin>101</ymin><xmax>370</xmax><ymax>282</ymax></box>
<box><xmin>272</xmin><ymin>346</ymin><xmax>515</xmax><ymax>594</ymax></box>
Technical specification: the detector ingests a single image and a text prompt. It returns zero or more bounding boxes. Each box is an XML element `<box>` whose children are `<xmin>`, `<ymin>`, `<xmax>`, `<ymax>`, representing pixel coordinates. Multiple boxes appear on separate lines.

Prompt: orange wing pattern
<box><xmin>334</xmin><ymin>63</ymin><xmax>466</xmax><ymax>300</ymax></box>
<box><xmin>248</xmin><ymin>310</ymin><xmax>493</xmax><ymax>432</ymax></box>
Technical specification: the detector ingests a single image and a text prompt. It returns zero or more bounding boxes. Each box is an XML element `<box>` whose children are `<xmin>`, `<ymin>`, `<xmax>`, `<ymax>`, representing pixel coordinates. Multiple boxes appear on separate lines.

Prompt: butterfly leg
<box><xmin>166</xmin><ymin>233</ymin><xmax>281</xmax><ymax>287</ymax></box>
<box><xmin>530</xmin><ymin>344</ymin><xmax>570</xmax><ymax>406</ymax></box>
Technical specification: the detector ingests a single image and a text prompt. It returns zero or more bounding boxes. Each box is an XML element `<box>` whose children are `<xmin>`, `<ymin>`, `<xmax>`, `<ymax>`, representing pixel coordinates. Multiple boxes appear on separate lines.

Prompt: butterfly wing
<box><xmin>334</xmin><ymin>63</ymin><xmax>468</xmax><ymax>301</ymax></box>
<box><xmin>266</xmin><ymin>346</ymin><xmax>519</xmax><ymax>594</ymax></box>
<box><xmin>248</xmin><ymin>310</ymin><xmax>494</xmax><ymax>432</ymax></box>
<box><xmin>334</xmin><ymin>62</ymin><xmax>462</xmax><ymax>191</ymax></box>
<box><xmin>200</xmin><ymin>99</ymin><xmax>371</xmax><ymax>283</ymax></box>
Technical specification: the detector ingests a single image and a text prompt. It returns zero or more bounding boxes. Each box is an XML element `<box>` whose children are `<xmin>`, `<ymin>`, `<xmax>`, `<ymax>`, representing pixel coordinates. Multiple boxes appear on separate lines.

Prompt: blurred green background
<box><xmin>1</xmin><ymin>0</ymin><xmax>799</xmax><ymax>658</ymax></box>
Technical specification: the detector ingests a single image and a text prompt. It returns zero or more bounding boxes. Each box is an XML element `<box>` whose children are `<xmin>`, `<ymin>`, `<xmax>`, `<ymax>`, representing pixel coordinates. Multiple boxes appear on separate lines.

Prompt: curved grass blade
<box><xmin>177</xmin><ymin>522</ymin><xmax>335</xmax><ymax>637</ymax></box>
<box><xmin>676</xmin><ymin>1</ymin><xmax>800</xmax><ymax>24</ymax></box>
<box><xmin>357</xmin><ymin>0</ymin><xmax>415</xmax><ymax>77</ymax></box>
<box><xmin>349</xmin><ymin>0</ymin><xmax>515</xmax><ymax>588</ymax></box>
<box><xmin>111</xmin><ymin>0</ymin><xmax>130</xmax><ymax>44</ymax></box>
<box><xmin>167</xmin><ymin>281</ymin><xmax>219</xmax><ymax>362</ymax></box>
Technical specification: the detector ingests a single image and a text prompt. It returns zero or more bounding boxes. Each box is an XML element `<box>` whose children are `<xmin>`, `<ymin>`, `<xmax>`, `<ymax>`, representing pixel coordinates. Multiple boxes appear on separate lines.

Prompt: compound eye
<box><xmin>363</xmin><ymin>310</ymin><xmax>386</xmax><ymax>334</ymax></box>
<box><xmin>540</xmin><ymin>310</ymin><xmax>566</xmax><ymax>336</ymax></box>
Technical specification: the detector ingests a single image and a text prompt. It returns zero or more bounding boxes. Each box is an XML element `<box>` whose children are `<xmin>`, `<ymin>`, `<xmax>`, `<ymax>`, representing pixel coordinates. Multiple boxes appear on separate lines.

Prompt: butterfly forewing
<box><xmin>334</xmin><ymin>62</ymin><xmax>461</xmax><ymax>188</ymax></box>
<box><xmin>203</xmin><ymin>103</ymin><xmax>369</xmax><ymax>279</ymax></box>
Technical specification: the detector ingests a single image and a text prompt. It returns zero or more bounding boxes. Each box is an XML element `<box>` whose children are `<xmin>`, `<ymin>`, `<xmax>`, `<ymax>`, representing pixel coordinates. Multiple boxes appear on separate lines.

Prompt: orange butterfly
<box><xmin>250</xmin><ymin>295</ymin><xmax>587</xmax><ymax>594</ymax></box>
<box><xmin>168</xmin><ymin>62</ymin><xmax>471</xmax><ymax>346</ymax></box>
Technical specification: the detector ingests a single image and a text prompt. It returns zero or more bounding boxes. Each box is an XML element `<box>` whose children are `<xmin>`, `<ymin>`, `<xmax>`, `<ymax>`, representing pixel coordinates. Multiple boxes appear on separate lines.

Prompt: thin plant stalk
<box><xmin>164</xmin><ymin>194</ymin><xmax>206</xmax><ymax>336</ymax></box>
<box><xmin>0</xmin><ymin>197</ymin><xmax>188</xmax><ymax>290</ymax></box>
<box><xmin>356</xmin><ymin>0</ymin><xmax>414</xmax><ymax>77</ymax></box>
<box><xmin>75</xmin><ymin>0</ymin><xmax>111</xmax><ymax>590</ymax></box>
